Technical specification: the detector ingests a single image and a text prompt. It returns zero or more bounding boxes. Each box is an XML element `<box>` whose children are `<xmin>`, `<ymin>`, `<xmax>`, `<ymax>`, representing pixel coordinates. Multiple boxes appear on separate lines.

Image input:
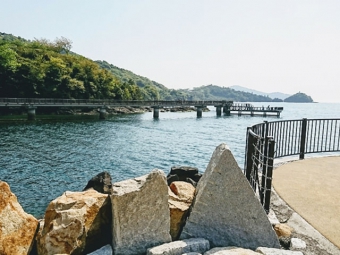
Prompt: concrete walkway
<box><xmin>273</xmin><ymin>156</ymin><xmax>340</xmax><ymax>249</ymax></box>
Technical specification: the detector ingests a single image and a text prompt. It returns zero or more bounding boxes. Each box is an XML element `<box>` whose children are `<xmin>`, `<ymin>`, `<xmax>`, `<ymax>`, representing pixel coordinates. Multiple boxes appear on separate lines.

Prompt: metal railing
<box><xmin>244</xmin><ymin>118</ymin><xmax>340</xmax><ymax>212</ymax></box>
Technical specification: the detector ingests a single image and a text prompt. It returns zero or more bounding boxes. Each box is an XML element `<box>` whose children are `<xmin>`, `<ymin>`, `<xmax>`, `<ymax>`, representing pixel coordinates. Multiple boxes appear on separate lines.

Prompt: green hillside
<box><xmin>0</xmin><ymin>32</ymin><xmax>313</xmax><ymax>103</ymax></box>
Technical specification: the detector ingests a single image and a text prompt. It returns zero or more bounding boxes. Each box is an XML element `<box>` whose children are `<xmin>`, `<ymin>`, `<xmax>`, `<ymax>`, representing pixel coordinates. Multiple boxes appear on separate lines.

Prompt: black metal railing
<box><xmin>244</xmin><ymin>118</ymin><xmax>340</xmax><ymax>212</ymax></box>
<box><xmin>244</xmin><ymin>129</ymin><xmax>275</xmax><ymax>213</ymax></box>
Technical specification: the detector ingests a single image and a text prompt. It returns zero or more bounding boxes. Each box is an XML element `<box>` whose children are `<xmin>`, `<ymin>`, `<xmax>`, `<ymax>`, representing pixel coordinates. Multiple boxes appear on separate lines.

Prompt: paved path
<box><xmin>273</xmin><ymin>156</ymin><xmax>340</xmax><ymax>249</ymax></box>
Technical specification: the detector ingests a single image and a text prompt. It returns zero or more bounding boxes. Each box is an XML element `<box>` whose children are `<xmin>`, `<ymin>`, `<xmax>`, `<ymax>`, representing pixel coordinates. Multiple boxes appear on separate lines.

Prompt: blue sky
<box><xmin>1</xmin><ymin>0</ymin><xmax>340</xmax><ymax>102</ymax></box>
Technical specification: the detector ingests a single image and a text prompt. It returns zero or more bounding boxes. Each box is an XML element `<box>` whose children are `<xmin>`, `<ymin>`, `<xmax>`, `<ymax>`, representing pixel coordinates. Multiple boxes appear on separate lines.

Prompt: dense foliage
<box><xmin>1</xmin><ymin>32</ymin><xmax>314</xmax><ymax>103</ymax></box>
<box><xmin>284</xmin><ymin>92</ymin><xmax>314</xmax><ymax>103</ymax></box>
<box><xmin>0</xmin><ymin>33</ymin><xmax>143</xmax><ymax>100</ymax></box>
<box><xmin>177</xmin><ymin>85</ymin><xmax>273</xmax><ymax>102</ymax></box>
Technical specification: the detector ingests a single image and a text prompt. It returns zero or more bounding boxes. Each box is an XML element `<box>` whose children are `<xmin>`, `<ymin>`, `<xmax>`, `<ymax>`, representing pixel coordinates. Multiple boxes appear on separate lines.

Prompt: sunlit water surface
<box><xmin>0</xmin><ymin>102</ymin><xmax>339</xmax><ymax>217</ymax></box>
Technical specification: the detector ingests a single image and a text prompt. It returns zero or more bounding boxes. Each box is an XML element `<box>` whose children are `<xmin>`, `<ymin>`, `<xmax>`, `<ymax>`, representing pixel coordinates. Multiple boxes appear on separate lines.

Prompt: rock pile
<box><xmin>0</xmin><ymin>144</ymin><xmax>317</xmax><ymax>255</ymax></box>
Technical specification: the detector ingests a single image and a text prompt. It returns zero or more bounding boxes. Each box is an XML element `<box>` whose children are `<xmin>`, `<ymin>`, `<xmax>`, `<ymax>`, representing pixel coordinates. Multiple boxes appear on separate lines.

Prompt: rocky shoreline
<box><xmin>1</xmin><ymin>144</ymin><xmax>338</xmax><ymax>255</ymax></box>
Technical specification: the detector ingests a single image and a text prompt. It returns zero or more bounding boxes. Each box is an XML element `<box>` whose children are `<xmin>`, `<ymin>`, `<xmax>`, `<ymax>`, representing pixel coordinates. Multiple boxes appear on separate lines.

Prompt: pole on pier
<box><xmin>196</xmin><ymin>106</ymin><xmax>203</xmax><ymax>118</ymax></box>
<box><xmin>153</xmin><ymin>106</ymin><xmax>160</xmax><ymax>119</ymax></box>
<box><xmin>215</xmin><ymin>106</ymin><xmax>222</xmax><ymax>116</ymax></box>
<box><xmin>27</xmin><ymin>106</ymin><xmax>36</xmax><ymax>120</ymax></box>
<box><xmin>99</xmin><ymin>106</ymin><xmax>107</xmax><ymax>120</ymax></box>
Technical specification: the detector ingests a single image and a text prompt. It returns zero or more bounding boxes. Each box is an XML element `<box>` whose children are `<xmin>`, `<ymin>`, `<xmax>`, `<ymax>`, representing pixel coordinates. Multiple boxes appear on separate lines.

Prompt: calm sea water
<box><xmin>0</xmin><ymin>102</ymin><xmax>339</xmax><ymax>217</ymax></box>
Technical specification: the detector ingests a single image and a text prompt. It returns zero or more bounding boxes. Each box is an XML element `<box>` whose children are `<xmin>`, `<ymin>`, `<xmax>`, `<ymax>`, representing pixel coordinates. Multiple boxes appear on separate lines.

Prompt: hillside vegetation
<box><xmin>0</xmin><ymin>33</ymin><xmax>142</xmax><ymax>100</ymax></box>
<box><xmin>0</xmin><ymin>32</ymin><xmax>314</xmax><ymax>103</ymax></box>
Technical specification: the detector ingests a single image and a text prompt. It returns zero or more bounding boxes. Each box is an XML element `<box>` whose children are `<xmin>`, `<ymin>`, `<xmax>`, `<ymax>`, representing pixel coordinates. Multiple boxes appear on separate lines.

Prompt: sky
<box><xmin>1</xmin><ymin>0</ymin><xmax>340</xmax><ymax>102</ymax></box>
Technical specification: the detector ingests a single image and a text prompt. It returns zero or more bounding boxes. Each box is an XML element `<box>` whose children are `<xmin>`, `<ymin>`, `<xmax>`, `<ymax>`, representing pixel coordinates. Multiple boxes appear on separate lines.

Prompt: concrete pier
<box><xmin>223</xmin><ymin>105</ymin><xmax>231</xmax><ymax>116</ymax></box>
<box><xmin>215</xmin><ymin>106</ymin><xmax>222</xmax><ymax>116</ymax></box>
<box><xmin>99</xmin><ymin>107</ymin><xmax>107</xmax><ymax>120</ymax></box>
<box><xmin>153</xmin><ymin>106</ymin><xmax>160</xmax><ymax>119</ymax></box>
<box><xmin>196</xmin><ymin>106</ymin><xmax>203</xmax><ymax>118</ymax></box>
<box><xmin>27</xmin><ymin>107</ymin><xmax>36</xmax><ymax>120</ymax></box>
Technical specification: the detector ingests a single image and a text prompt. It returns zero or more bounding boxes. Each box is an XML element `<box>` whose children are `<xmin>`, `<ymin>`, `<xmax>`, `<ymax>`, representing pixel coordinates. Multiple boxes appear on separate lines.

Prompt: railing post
<box><xmin>263</xmin><ymin>137</ymin><xmax>275</xmax><ymax>213</ymax></box>
<box><xmin>260</xmin><ymin>136</ymin><xmax>269</xmax><ymax>205</ymax></box>
<box><xmin>299</xmin><ymin>118</ymin><xmax>307</xmax><ymax>159</ymax></box>
<box><xmin>245</xmin><ymin>127</ymin><xmax>254</xmax><ymax>180</ymax></box>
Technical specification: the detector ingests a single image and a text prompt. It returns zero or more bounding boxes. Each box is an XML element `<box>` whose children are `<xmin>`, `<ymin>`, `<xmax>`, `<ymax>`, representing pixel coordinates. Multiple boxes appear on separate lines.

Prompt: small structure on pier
<box><xmin>225</xmin><ymin>103</ymin><xmax>283</xmax><ymax>117</ymax></box>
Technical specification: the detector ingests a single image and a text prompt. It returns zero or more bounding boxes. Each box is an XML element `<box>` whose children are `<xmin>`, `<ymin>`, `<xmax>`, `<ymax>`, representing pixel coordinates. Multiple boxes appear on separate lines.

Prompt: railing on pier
<box><xmin>0</xmin><ymin>98</ymin><xmax>231</xmax><ymax>107</ymax></box>
<box><xmin>245</xmin><ymin>118</ymin><xmax>340</xmax><ymax>212</ymax></box>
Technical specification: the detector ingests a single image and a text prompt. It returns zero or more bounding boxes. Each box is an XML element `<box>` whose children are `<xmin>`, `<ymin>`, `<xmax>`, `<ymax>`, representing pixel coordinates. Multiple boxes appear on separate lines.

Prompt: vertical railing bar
<box><xmin>320</xmin><ymin>120</ymin><xmax>325</xmax><ymax>152</ymax></box>
<box><xmin>289</xmin><ymin>121</ymin><xmax>293</xmax><ymax>155</ymax></box>
<box><xmin>333</xmin><ymin>119</ymin><xmax>337</xmax><ymax>150</ymax></box>
<box><xmin>329</xmin><ymin>120</ymin><xmax>333</xmax><ymax>151</ymax></box>
<box><xmin>324</xmin><ymin>120</ymin><xmax>329</xmax><ymax>152</ymax></box>
<box><xmin>313</xmin><ymin>120</ymin><xmax>318</xmax><ymax>152</ymax></box>
<box><xmin>310</xmin><ymin>120</ymin><xmax>314</xmax><ymax>153</ymax></box>
<box><xmin>336</xmin><ymin>121</ymin><xmax>340</xmax><ymax>150</ymax></box>
<box><xmin>316</xmin><ymin>120</ymin><xmax>321</xmax><ymax>152</ymax></box>
<box><xmin>293</xmin><ymin>120</ymin><xmax>298</xmax><ymax>154</ymax></box>
<box><xmin>284</xmin><ymin>121</ymin><xmax>288</xmax><ymax>156</ymax></box>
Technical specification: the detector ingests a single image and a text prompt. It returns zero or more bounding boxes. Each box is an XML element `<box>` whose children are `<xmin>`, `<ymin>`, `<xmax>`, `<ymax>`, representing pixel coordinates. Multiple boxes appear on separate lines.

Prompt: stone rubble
<box><xmin>2</xmin><ymin>143</ymin><xmax>338</xmax><ymax>255</ymax></box>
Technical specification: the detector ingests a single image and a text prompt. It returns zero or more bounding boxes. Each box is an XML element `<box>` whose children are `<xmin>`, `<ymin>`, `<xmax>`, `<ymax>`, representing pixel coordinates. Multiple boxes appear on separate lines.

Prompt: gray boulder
<box><xmin>147</xmin><ymin>238</ymin><xmax>210</xmax><ymax>255</ymax></box>
<box><xmin>180</xmin><ymin>143</ymin><xmax>280</xmax><ymax>250</ymax></box>
<box><xmin>111</xmin><ymin>169</ymin><xmax>172</xmax><ymax>255</ymax></box>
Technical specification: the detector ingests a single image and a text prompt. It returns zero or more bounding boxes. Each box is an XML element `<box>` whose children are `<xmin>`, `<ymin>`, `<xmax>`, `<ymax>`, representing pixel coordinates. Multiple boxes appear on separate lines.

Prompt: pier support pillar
<box><xmin>238</xmin><ymin>110</ymin><xmax>242</xmax><ymax>116</ymax></box>
<box><xmin>27</xmin><ymin>107</ymin><xmax>36</xmax><ymax>120</ymax></box>
<box><xmin>153</xmin><ymin>107</ymin><xmax>160</xmax><ymax>119</ymax></box>
<box><xmin>263</xmin><ymin>112</ymin><xmax>267</xmax><ymax>117</ymax></box>
<box><xmin>251</xmin><ymin>111</ymin><xmax>254</xmax><ymax>117</ymax></box>
<box><xmin>223</xmin><ymin>105</ymin><xmax>231</xmax><ymax>116</ymax></box>
<box><xmin>196</xmin><ymin>106</ymin><xmax>203</xmax><ymax>118</ymax></box>
<box><xmin>215</xmin><ymin>106</ymin><xmax>222</xmax><ymax>116</ymax></box>
<box><xmin>99</xmin><ymin>107</ymin><xmax>107</xmax><ymax>120</ymax></box>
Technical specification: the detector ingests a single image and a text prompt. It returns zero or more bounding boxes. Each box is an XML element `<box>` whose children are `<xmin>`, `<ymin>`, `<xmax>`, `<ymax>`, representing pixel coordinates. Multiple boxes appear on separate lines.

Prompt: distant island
<box><xmin>283</xmin><ymin>92</ymin><xmax>314</xmax><ymax>103</ymax></box>
<box><xmin>0</xmin><ymin>32</ymin><xmax>313</xmax><ymax>103</ymax></box>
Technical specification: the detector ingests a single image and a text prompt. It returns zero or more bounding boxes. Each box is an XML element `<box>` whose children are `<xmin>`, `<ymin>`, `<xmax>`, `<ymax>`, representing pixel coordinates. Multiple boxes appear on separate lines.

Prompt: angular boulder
<box><xmin>37</xmin><ymin>189</ymin><xmax>111</xmax><ymax>255</ymax></box>
<box><xmin>180</xmin><ymin>143</ymin><xmax>280</xmax><ymax>250</ymax></box>
<box><xmin>0</xmin><ymin>181</ymin><xmax>39</xmax><ymax>255</ymax></box>
<box><xmin>83</xmin><ymin>171</ymin><xmax>113</xmax><ymax>194</ymax></box>
<box><xmin>111</xmin><ymin>169</ymin><xmax>171</xmax><ymax>255</ymax></box>
<box><xmin>146</xmin><ymin>238</ymin><xmax>210</xmax><ymax>255</ymax></box>
<box><xmin>169</xmin><ymin>182</ymin><xmax>196</xmax><ymax>240</ymax></box>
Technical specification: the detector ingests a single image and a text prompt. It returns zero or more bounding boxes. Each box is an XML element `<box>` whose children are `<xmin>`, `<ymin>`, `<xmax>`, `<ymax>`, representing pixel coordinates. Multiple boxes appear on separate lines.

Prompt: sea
<box><xmin>0</xmin><ymin>102</ymin><xmax>339</xmax><ymax>218</ymax></box>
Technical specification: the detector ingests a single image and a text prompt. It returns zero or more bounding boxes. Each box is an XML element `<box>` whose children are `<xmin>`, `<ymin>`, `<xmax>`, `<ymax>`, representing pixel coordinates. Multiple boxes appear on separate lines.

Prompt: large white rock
<box><xmin>147</xmin><ymin>238</ymin><xmax>210</xmax><ymax>255</ymax></box>
<box><xmin>204</xmin><ymin>247</ymin><xmax>259</xmax><ymax>254</ymax></box>
<box><xmin>0</xmin><ymin>181</ymin><xmax>39</xmax><ymax>255</ymax></box>
<box><xmin>111</xmin><ymin>169</ymin><xmax>172</xmax><ymax>255</ymax></box>
<box><xmin>37</xmin><ymin>189</ymin><xmax>111</xmax><ymax>255</ymax></box>
<box><xmin>180</xmin><ymin>144</ymin><xmax>280</xmax><ymax>250</ymax></box>
<box><xmin>256</xmin><ymin>247</ymin><xmax>304</xmax><ymax>255</ymax></box>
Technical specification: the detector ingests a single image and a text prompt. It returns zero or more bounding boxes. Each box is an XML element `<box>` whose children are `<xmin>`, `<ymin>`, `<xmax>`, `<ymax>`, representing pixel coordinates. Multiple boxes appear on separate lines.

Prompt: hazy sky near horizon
<box><xmin>1</xmin><ymin>0</ymin><xmax>340</xmax><ymax>102</ymax></box>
